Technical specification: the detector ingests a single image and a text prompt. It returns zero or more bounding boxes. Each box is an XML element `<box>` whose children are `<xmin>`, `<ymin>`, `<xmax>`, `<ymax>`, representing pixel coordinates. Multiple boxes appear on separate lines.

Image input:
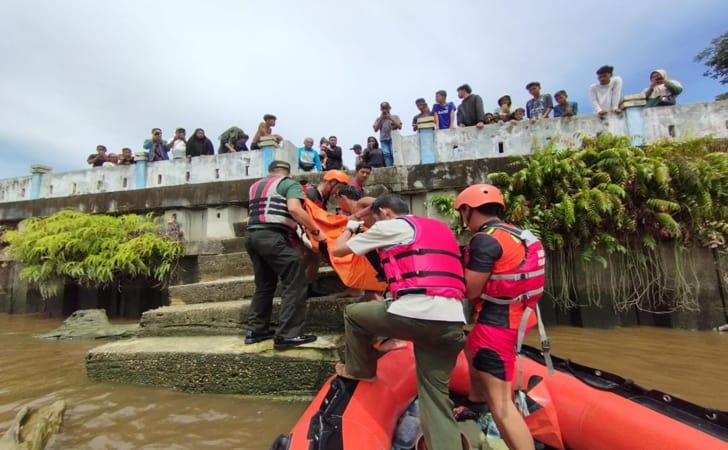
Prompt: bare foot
<box><xmin>335</xmin><ymin>288</ymin><xmax>364</xmax><ymax>298</ymax></box>
<box><xmin>375</xmin><ymin>338</ymin><xmax>407</xmax><ymax>352</ymax></box>
<box><xmin>335</xmin><ymin>362</ymin><xmax>376</xmax><ymax>382</ymax></box>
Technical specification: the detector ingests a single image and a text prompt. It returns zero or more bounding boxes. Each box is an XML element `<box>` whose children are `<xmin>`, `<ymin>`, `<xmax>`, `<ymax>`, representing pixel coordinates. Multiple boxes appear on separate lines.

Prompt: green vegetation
<box><xmin>696</xmin><ymin>30</ymin><xmax>728</xmax><ymax>101</ymax></box>
<box><xmin>3</xmin><ymin>211</ymin><xmax>184</xmax><ymax>298</ymax></box>
<box><xmin>431</xmin><ymin>135</ymin><xmax>728</xmax><ymax>312</ymax></box>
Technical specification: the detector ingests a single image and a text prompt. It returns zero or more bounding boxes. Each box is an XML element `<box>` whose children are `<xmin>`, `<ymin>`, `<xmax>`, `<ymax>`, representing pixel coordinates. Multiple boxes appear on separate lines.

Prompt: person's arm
<box><xmin>314</xmin><ymin>152</ymin><xmax>322</xmax><ymax>171</ymax></box>
<box><xmin>589</xmin><ymin>85</ymin><xmax>601</xmax><ymax>113</ymax></box>
<box><xmin>474</xmin><ymin>96</ymin><xmax>485</xmax><ymax>128</ymax></box>
<box><xmin>391</xmin><ymin>115</ymin><xmax>402</xmax><ymax>130</ymax></box>
<box><xmin>572</xmin><ymin>102</ymin><xmax>578</xmax><ymax>115</ymax></box>
<box><xmin>464</xmin><ymin>234</ymin><xmax>502</xmax><ymax>299</ymax></box>
<box><xmin>142</xmin><ymin>139</ymin><xmax>152</xmax><ymax>150</ymax></box>
<box><xmin>611</xmin><ymin>77</ymin><xmax>623</xmax><ymax>113</ymax></box>
<box><xmin>373</xmin><ymin>117</ymin><xmax>382</xmax><ymax>132</ymax></box>
<box><xmin>465</xmin><ymin>269</ymin><xmax>491</xmax><ymax>300</ymax></box>
<box><xmin>287</xmin><ymin>199</ymin><xmax>326</xmax><ymax>241</ymax></box>
<box><xmin>449</xmin><ymin>105</ymin><xmax>456</xmax><ymax>129</ymax></box>
<box><xmin>433</xmin><ymin>110</ymin><xmax>440</xmax><ymax>129</ymax></box>
<box><xmin>206</xmin><ymin>139</ymin><xmax>214</xmax><ymax>155</ymax></box>
<box><xmin>412</xmin><ymin>115</ymin><xmax>418</xmax><ymax>131</ymax></box>
<box><xmin>225</xmin><ymin>142</ymin><xmax>236</xmax><ymax>152</ymax></box>
<box><xmin>332</xmin><ymin>228</ymin><xmax>357</xmax><ymax>257</ymax></box>
<box><xmin>327</xmin><ymin>146</ymin><xmax>342</xmax><ymax>161</ymax></box>
<box><xmin>666</xmin><ymin>81</ymin><xmax>683</xmax><ymax>96</ymax></box>
<box><xmin>541</xmin><ymin>95</ymin><xmax>553</xmax><ymax>119</ymax></box>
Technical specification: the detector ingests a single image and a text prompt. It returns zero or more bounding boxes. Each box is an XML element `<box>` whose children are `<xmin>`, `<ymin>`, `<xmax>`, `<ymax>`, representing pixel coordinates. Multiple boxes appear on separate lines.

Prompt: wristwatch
<box><xmin>311</xmin><ymin>229</ymin><xmax>320</xmax><ymax>236</ymax></box>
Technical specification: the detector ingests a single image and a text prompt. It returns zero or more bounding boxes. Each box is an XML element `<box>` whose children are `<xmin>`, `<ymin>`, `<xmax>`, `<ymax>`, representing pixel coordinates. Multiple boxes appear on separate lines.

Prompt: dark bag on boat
<box><xmin>306</xmin><ymin>377</ymin><xmax>357</xmax><ymax>450</ymax></box>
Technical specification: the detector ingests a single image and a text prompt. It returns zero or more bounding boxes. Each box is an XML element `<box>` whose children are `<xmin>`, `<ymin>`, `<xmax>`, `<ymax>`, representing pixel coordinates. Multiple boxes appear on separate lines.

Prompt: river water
<box><xmin>1</xmin><ymin>314</ymin><xmax>727</xmax><ymax>449</ymax></box>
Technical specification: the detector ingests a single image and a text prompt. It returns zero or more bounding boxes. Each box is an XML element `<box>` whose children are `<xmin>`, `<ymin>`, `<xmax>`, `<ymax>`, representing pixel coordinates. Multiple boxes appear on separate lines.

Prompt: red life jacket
<box><xmin>248</xmin><ymin>176</ymin><xmax>297</xmax><ymax>231</ymax></box>
<box><xmin>378</xmin><ymin>216</ymin><xmax>465</xmax><ymax>300</ymax></box>
<box><xmin>465</xmin><ymin>222</ymin><xmax>546</xmax><ymax>329</ymax></box>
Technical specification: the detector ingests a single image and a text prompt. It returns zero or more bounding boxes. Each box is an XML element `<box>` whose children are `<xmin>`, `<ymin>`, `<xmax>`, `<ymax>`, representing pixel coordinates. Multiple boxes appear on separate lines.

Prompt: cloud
<box><xmin>1</xmin><ymin>0</ymin><xmax>726</xmax><ymax>178</ymax></box>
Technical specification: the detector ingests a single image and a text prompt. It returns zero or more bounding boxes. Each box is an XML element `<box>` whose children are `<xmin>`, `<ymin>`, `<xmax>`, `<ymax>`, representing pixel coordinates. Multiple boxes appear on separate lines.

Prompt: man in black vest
<box><xmin>245</xmin><ymin>160</ymin><xmax>328</xmax><ymax>350</ymax></box>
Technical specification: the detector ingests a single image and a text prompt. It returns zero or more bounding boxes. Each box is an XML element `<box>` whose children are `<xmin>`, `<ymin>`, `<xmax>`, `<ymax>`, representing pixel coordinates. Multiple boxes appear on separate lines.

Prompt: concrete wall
<box><xmin>1</xmin><ymin>101</ymin><xmax>727</xmax><ymax>204</ymax></box>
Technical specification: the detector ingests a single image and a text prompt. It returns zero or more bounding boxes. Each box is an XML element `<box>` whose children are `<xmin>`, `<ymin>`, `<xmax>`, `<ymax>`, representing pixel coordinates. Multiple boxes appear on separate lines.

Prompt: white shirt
<box><xmin>170</xmin><ymin>139</ymin><xmax>186</xmax><ymax>159</ymax></box>
<box><xmin>589</xmin><ymin>76</ymin><xmax>623</xmax><ymax>113</ymax></box>
<box><xmin>347</xmin><ymin>217</ymin><xmax>466</xmax><ymax>323</ymax></box>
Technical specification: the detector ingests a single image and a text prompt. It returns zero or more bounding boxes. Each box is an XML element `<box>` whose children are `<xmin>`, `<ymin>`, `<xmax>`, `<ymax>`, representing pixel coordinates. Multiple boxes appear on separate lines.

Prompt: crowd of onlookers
<box><xmin>86</xmin><ymin>66</ymin><xmax>684</xmax><ymax>172</ymax></box>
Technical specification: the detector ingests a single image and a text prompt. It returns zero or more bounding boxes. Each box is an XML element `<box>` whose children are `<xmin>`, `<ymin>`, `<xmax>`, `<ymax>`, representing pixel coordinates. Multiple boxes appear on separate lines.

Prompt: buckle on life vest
<box><xmin>541</xmin><ymin>339</ymin><xmax>551</xmax><ymax>353</ymax></box>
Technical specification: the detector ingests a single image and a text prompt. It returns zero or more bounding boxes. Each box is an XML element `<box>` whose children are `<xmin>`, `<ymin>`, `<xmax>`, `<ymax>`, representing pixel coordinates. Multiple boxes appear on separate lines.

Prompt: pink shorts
<box><xmin>466</xmin><ymin>324</ymin><xmax>519</xmax><ymax>381</ymax></box>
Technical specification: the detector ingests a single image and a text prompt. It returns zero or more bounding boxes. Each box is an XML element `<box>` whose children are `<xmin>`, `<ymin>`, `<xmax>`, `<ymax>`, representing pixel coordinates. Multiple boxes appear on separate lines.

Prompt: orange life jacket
<box><xmin>465</xmin><ymin>222</ymin><xmax>546</xmax><ymax>329</ymax></box>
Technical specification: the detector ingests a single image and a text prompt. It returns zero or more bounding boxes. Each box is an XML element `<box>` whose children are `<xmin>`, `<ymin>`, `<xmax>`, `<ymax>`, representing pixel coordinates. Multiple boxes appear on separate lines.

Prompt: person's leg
<box><xmin>245</xmin><ymin>231</ymin><xmax>278</xmax><ymax>333</ymax></box>
<box><xmin>381</xmin><ymin>140</ymin><xmax>394</xmax><ymax>167</ymax></box>
<box><xmin>468</xmin><ymin>325</ymin><xmax>534</xmax><ymax>450</ymax></box>
<box><xmin>258</xmin><ymin>231</ymin><xmax>309</xmax><ymax>339</ymax></box>
<box><xmin>413</xmin><ymin>323</ymin><xmax>465</xmax><ymax>450</ymax></box>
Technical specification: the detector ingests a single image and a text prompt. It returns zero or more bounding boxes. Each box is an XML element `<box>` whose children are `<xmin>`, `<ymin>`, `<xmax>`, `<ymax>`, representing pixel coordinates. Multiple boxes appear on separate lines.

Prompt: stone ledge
<box><xmin>168</xmin><ymin>267</ymin><xmax>345</xmax><ymax>304</ymax></box>
<box><xmin>86</xmin><ymin>335</ymin><xmax>340</xmax><ymax>395</ymax></box>
<box><xmin>139</xmin><ymin>297</ymin><xmax>360</xmax><ymax>337</ymax></box>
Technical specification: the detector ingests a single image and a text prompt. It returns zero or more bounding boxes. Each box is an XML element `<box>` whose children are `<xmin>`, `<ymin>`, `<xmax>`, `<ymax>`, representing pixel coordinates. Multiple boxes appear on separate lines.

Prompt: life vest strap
<box><xmin>479</xmin><ymin>287</ymin><xmax>544</xmax><ymax>305</ymax></box>
<box><xmin>489</xmin><ymin>268</ymin><xmax>545</xmax><ymax>281</ymax></box>
<box><xmin>380</xmin><ymin>248</ymin><xmax>461</xmax><ymax>264</ymax></box>
<box><xmin>387</xmin><ymin>270</ymin><xmax>466</xmax><ymax>284</ymax></box>
<box><xmin>515</xmin><ymin>303</ymin><xmax>554</xmax><ymax>416</ymax></box>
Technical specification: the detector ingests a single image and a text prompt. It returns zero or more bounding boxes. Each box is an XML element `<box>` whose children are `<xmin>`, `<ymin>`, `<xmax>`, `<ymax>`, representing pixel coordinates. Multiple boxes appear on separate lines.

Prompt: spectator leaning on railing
<box><xmin>87</xmin><ymin>145</ymin><xmax>107</xmax><ymax>167</ymax></box>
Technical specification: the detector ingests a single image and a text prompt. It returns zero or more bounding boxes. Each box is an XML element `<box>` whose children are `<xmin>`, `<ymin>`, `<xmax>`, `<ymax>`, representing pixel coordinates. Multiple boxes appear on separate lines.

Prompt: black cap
<box><xmin>350</xmin><ymin>144</ymin><xmax>362</xmax><ymax>150</ymax></box>
<box><xmin>268</xmin><ymin>160</ymin><xmax>291</xmax><ymax>171</ymax></box>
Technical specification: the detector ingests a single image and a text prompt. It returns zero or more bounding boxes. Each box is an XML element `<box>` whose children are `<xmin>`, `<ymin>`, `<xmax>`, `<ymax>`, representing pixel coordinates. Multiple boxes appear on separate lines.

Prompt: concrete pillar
<box><xmin>29</xmin><ymin>165</ymin><xmax>52</xmax><ymax>200</ymax></box>
<box><xmin>258</xmin><ymin>136</ymin><xmax>279</xmax><ymax>176</ymax></box>
<box><xmin>134</xmin><ymin>152</ymin><xmax>149</xmax><ymax>189</ymax></box>
<box><xmin>622</xmin><ymin>94</ymin><xmax>647</xmax><ymax>146</ymax></box>
<box><xmin>416</xmin><ymin>116</ymin><xmax>437</xmax><ymax>164</ymax></box>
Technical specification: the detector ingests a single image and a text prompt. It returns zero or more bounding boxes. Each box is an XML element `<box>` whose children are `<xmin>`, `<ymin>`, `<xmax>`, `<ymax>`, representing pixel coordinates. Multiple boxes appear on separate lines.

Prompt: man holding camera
<box><xmin>143</xmin><ymin>128</ymin><xmax>170</xmax><ymax>162</ymax></box>
<box><xmin>372</xmin><ymin>101</ymin><xmax>402</xmax><ymax>167</ymax></box>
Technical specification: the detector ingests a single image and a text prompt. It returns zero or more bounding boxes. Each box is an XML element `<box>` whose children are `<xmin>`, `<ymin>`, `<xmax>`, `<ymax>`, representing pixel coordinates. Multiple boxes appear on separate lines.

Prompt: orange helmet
<box><xmin>454</xmin><ymin>184</ymin><xmax>505</xmax><ymax>210</ymax></box>
<box><xmin>323</xmin><ymin>169</ymin><xmax>350</xmax><ymax>185</ymax></box>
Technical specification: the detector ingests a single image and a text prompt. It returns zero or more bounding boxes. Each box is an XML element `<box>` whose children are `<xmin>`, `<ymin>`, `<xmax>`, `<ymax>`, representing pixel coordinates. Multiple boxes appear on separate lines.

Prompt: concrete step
<box><xmin>86</xmin><ymin>335</ymin><xmax>341</xmax><ymax>396</ymax></box>
<box><xmin>168</xmin><ymin>267</ymin><xmax>345</xmax><ymax>305</ymax></box>
<box><xmin>138</xmin><ymin>296</ymin><xmax>361</xmax><ymax>337</ymax></box>
<box><xmin>197</xmin><ymin>252</ymin><xmax>253</xmax><ymax>281</ymax></box>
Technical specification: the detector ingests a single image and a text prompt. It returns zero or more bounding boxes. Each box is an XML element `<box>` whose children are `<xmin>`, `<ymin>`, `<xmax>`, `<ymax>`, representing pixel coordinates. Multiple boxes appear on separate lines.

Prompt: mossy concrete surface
<box><xmin>86</xmin><ymin>335</ymin><xmax>341</xmax><ymax>395</ymax></box>
<box><xmin>138</xmin><ymin>296</ymin><xmax>360</xmax><ymax>337</ymax></box>
<box><xmin>197</xmin><ymin>252</ymin><xmax>253</xmax><ymax>281</ymax></box>
<box><xmin>168</xmin><ymin>267</ymin><xmax>346</xmax><ymax>304</ymax></box>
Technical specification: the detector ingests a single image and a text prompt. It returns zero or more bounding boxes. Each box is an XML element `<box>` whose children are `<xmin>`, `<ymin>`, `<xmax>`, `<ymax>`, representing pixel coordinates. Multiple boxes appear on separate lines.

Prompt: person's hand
<box><xmin>346</xmin><ymin>220</ymin><xmax>364</xmax><ymax>233</ymax></box>
<box><xmin>313</xmin><ymin>231</ymin><xmax>328</xmax><ymax>242</ymax></box>
<box><xmin>476</xmin><ymin>122</ymin><xmax>484</xmax><ymax>129</ymax></box>
<box><xmin>613</xmin><ymin>108</ymin><xmax>622</xmax><ymax>114</ymax></box>
<box><xmin>598</xmin><ymin>110</ymin><xmax>608</xmax><ymax>116</ymax></box>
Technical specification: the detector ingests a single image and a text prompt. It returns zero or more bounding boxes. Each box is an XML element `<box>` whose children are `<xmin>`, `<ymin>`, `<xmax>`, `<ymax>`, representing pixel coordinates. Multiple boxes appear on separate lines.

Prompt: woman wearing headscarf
<box><xmin>186</xmin><ymin>128</ymin><xmax>215</xmax><ymax>157</ymax></box>
<box><xmin>643</xmin><ymin>69</ymin><xmax>683</xmax><ymax>107</ymax></box>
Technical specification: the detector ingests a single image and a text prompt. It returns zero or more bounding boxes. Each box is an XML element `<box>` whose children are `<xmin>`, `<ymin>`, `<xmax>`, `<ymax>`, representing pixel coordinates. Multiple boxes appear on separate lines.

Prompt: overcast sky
<box><xmin>1</xmin><ymin>0</ymin><xmax>725</xmax><ymax>179</ymax></box>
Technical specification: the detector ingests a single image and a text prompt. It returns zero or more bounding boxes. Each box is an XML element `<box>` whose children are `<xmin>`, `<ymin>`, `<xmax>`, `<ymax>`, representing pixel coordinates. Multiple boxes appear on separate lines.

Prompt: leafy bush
<box><xmin>4</xmin><ymin>211</ymin><xmax>184</xmax><ymax>298</ymax></box>
<box><xmin>429</xmin><ymin>135</ymin><xmax>728</xmax><ymax>312</ymax></box>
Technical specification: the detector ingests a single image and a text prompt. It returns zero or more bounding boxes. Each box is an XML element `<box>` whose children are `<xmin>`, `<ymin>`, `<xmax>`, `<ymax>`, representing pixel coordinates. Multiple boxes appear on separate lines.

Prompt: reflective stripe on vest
<box><xmin>378</xmin><ymin>216</ymin><xmax>465</xmax><ymax>300</ymax></box>
<box><xmin>248</xmin><ymin>176</ymin><xmax>297</xmax><ymax>230</ymax></box>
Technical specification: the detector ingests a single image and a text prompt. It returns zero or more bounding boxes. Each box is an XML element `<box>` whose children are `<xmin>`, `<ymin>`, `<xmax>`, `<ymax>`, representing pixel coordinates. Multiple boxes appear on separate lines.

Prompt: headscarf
<box><xmin>646</xmin><ymin>69</ymin><xmax>683</xmax><ymax>98</ymax></box>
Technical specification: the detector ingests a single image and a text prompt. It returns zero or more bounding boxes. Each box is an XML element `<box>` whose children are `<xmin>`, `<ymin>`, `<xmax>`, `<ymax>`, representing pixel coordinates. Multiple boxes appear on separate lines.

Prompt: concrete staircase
<box><xmin>86</xmin><ymin>238</ymin><xmax>354</xmax><ymax>397</ymax></box>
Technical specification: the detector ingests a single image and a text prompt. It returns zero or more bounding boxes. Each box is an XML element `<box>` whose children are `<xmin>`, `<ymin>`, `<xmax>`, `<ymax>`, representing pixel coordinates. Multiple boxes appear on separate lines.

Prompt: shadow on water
<box><xmin>1</xmin><ymin>315</ymin><xmax>727</xmax><ymax>449</ymax></box>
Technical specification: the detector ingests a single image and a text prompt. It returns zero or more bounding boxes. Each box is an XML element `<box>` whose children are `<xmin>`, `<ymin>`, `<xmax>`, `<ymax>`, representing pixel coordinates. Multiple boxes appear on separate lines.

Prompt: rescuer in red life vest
<box><xmin>330</xmin><ymin>193</ymin><xmax>467</xmax><ymax>450</ymax></box>
<box><xmin>455</xmin><ymin>184</ymin><xmax>546</xmax><ymax>450</ymax></box>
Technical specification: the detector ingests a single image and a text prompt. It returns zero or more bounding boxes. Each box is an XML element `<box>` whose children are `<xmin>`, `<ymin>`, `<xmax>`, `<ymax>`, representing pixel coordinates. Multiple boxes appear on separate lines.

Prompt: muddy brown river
<box><xmin>1</xmin><ymin>314</ymin><xmax>727</xmax><ymax>449</ymax></box>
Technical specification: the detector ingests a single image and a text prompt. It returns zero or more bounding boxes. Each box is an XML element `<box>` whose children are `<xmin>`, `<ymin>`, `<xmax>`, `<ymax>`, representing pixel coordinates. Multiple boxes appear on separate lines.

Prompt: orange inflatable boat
<box><xmin>271</xmin><ymin>344</ymin><xmax>728</xmax><ymax>450</ymax></box>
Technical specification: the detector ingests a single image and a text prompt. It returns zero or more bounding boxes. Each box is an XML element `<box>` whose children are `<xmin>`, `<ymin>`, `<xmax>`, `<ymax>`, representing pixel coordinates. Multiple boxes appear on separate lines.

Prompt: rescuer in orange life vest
<box><xmin>455</xmin><ymin>184</ymin><xmax>546</xmax><ymax>450</ymax></box>
<box><xmin>301</xmin><ymin>169</ymin><xmax>350</xmax><ymax>297</ymax></box>
<box><xmin>331</xmin><ymin>193</ymin><xmax>467</xmax><ymax>450</ymax></box>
